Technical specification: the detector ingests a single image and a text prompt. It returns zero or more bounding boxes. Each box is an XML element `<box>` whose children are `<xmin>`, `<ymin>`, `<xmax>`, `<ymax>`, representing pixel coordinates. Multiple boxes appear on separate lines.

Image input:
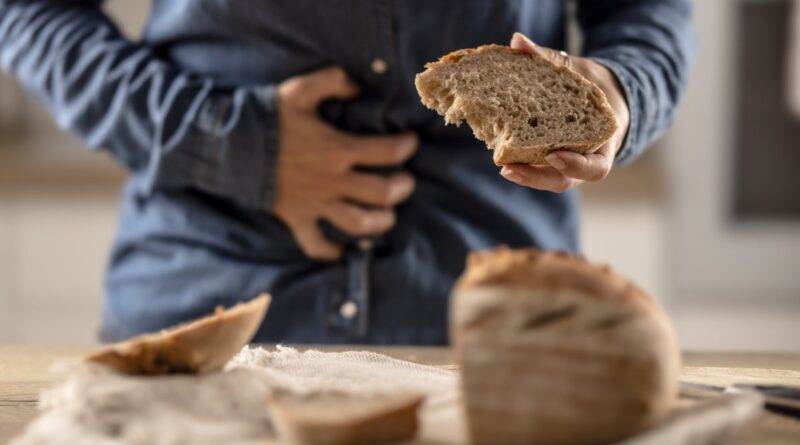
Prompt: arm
<box><xmin>0</xmin><ymin>0</ymin><xmax>278</xmax><ymax>209</ymax></box>
<box><xmin>578</xmin><ymin>0</ymin><xmax>695</xmax><ymax>164</ymax></box>
<box><xmin>0</xmin><ymin>0</ymin><xmax>423</xmax><ymax>262</ymax></box>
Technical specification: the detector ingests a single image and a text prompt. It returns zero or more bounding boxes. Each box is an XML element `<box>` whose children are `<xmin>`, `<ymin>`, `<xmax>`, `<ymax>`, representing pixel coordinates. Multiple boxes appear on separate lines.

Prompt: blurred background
<box><xmin>0</xmin><ymin>0</ymin><xmax>798</xmax><ymax>349</ymax></box>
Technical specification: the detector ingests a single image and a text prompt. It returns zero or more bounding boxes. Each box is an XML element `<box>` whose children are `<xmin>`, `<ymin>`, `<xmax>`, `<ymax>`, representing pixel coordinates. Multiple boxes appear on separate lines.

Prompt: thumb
<box><xmin>278</xmin><ymin>66</ymin><xmax>360</xmax><ymax>112</ymax></box>
<box><xmin>510</xmin><ymin>32</ymin><xmax>571</xmax><ymax>68</ymax></box>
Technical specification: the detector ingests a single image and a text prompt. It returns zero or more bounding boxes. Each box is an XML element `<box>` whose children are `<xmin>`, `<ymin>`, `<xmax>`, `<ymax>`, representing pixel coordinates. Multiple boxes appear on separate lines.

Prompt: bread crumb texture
<box><xmin>415</xmin><ymin>45</ymin><xmax>617</xmax><ymax>165</ymax></box>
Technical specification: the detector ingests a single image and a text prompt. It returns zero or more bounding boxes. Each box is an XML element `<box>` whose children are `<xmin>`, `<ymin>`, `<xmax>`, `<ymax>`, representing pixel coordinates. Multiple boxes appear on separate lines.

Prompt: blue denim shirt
<box><xmin>0</xmin><ymin>0</ymin><xmax>694</xmax><ymax>344</ymax></box>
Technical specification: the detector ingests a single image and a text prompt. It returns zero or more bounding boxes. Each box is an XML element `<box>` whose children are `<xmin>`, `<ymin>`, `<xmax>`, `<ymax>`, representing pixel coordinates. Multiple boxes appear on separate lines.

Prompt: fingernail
<box><xmin>545</xmin><ymin>154</ymin><xmax>566</xmax><ymax>170</ymax></box>
<box><xmin>513</xmin><ymin>32</ymin><xmax>535</xmax><ymax>46</ymax></box>
<box><xmin>500</xmin><ymin>167</ymin><xmax>523</xmax><ymax>182</ymax></box>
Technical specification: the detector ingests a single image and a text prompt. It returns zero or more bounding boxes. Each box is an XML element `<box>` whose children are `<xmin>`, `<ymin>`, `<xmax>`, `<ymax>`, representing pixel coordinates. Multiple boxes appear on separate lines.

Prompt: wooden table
<box><xmin>1</xmin><ymin>345</ymin><xmax>799</xmax><ymax>444</ymax></box>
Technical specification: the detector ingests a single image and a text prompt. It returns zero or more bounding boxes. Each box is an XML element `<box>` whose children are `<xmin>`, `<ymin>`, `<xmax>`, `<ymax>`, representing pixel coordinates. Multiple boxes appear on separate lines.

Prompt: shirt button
<box><xmin>339</xmin><ymin>300</ymin><xmax>359</xmax><ymax>320</ymax></box>
<box><xmin>371</xmin><ymin>58</ymin><xmax>388</xmax><ymax>74</ymax></box>
<box><xmin>357</xmin><ymin>238</ymin><xmax>374</xmax><ymax>251</ymax></box>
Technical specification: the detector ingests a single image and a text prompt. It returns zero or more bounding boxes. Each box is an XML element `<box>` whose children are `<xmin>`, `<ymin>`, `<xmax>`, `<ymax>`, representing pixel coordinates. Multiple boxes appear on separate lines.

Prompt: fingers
<box><xmin>344</xmin><ymin>132</ymin><xmax>419</xmax><ymax>167</ymax></box>
<box><xmin>510</xmin><ymin>32</ymin><xmax>571</xmax><ymax>68</ymax></box>
<box><xmin>338</xmin><ymin>171</ymin><xmax>416</xmax><ymax>207</ymax></box>
<box><xmin>279</xmin><ymin>66</ymin><xmax>360</xmax><ymax>112</ymax></box>
<box><xmin>321</xmin><ymin>201</ymin><xmax>396</xmax><ymax>237</ymax></box>
<box><xmin>544</xmin><ymin>148</ymin><xmax>613</xmax><ymax>182</ymax></box>
<box><xmin>500</xmin><ymin>164</ymin><xmax>581</xmax><ymax>193</ymax></box>
<box><xmin>501</xmin><ymin>145</ymin><xmax>614</xmax><ymax>192</ymax></box>
<box><xmin>508</xmin><ymin>32</ymin><xmax>619</xmax><ymax>185</ymax></box>
<box><xmin>289</xmin><ymin>218</ymin><xmax>343</xmax><ymax>261</ymax></box>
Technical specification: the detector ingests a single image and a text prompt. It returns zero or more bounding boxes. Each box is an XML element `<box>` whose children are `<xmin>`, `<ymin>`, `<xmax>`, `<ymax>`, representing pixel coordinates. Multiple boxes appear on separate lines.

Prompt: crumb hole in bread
<box><xmin>580</xmin><ymin>116</ymin><xmax>590</xmax><ymax>124</ymax></box>
<box><xmin>565</xmin><ymin>114</ymin><xmax>577</xmax><ymax>123</ymax></box>
<box><xmin>527</xmin><ymin>117</ymin><xmax>539</xmax><ymax>128</ymax></box>
<box><xmin>105</xmin><ymin>422</ymin><xmax>124</xmax><ymax>438</ymax></box>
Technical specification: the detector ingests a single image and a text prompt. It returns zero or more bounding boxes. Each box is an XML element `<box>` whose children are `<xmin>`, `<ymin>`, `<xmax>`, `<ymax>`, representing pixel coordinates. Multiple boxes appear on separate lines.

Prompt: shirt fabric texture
<box><xmin>0</xmin><ymin>0</ymin><xmax>695</xmax><ymax>344</ymax></box>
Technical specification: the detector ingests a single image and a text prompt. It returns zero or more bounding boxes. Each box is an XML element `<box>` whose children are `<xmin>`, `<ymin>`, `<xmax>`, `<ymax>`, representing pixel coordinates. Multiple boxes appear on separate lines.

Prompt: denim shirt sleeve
<box><xmin>577</xmin><ymin>0</ymin><xmax>696</xmax><ymax>165</ymax></box>
<box><xmin>0</xmin><ymin>0</ymin><xmax>279</xmax><ymax>210</ymax></box>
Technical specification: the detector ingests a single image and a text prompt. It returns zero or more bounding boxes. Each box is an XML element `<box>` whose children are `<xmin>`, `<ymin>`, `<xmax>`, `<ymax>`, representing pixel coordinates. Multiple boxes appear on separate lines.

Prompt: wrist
<box><xmin>582</xmin><ymin>58</ymin><xmax>634</xmax><ymax>160</ymax></box>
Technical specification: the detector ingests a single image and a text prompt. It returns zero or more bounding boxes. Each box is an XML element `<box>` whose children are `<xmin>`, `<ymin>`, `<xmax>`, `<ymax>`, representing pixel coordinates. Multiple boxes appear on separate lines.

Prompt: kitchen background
<box><xmin>0</xmin><ymin>0</ymin><xmax>798</xmax><ymax>349</ymax></box>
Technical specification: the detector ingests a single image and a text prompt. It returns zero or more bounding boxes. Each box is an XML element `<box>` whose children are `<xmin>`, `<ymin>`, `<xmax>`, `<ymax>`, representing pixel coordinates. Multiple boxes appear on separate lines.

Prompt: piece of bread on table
<box><xmin>415</xmin><ymin>44</ymin><xmax>617</xmax><ymax>165</ymax></box>
<box><xmin>85</xmin><ymin>294</ymin><xmax>270</xmax><ymax>375</ymax></box>
<box><xmin>450</xmin><ymin>247</ymin><xmax>680</xmax><ymax>445</ymax></box>
<box><xmin>267</xmin><ymin>391</ymin><xmax>424</xmax><ymax>445</ymax></box>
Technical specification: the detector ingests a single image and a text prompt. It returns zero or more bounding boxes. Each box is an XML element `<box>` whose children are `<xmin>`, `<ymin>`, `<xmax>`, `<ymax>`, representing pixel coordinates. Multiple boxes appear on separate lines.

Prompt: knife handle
<box><xmin>728</xmin><ymin>384</ymin><xmax>800</xmax><ymax>419</ymax></box>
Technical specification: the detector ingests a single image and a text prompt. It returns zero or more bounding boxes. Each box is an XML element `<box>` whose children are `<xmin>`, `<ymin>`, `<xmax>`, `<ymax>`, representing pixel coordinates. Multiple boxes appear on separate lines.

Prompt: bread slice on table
<box><xmin>85</xmin><ymin>294</ymin><xmax>271</xmax><ymax>375</ymax></box>
<box><xmin>415</xmin><ymin>45</ymin><xmax>618</xmax><ymax>165</ymax></box>
<box><xmin>267</xmin><ymin>390</ymin><xmax>424</xmax><ymax>445</ymax></box>
<box><xmin>451</xmin><ymin>247</ymin><xmax>680</xmax><ymax>445</ymax></box>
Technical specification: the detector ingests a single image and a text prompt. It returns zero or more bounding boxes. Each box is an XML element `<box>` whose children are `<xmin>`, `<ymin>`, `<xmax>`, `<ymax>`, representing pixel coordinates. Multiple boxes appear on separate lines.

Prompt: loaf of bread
<box><xmin>86</xmin><ymin>294</ymin><xmax>270</xmax><ymax>375</ymax></box>
<box><xmin>267</xmin><ymin>391</ymin><xmax>424</xmax><ymax>445</ymax></box>
<box><xmin>450</xmin><ymin>247</ymin><xmax>680</xmax><ymax>445</ymax></box>
<box><xmin>415</xmin><ymin>45</ymin><xmax>617</xmax><ymax>165</ymax></box>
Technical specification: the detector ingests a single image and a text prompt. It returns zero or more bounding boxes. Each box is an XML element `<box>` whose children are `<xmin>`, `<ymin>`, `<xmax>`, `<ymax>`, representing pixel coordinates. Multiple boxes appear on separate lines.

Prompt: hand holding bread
<box><xmin>501</xmin><ymin>33</ymin><xmax>630</xmax><ymax>192</ymax></box>
<box><xmin>416</xmin><ymin>32</ymin><xmax>630</xmax><ymax>193</ymax></box>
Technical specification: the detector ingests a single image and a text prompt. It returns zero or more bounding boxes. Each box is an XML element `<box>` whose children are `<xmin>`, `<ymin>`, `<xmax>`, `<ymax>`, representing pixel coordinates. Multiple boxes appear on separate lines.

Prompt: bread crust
<box><xmin>450</xmin><ymin>247</ymin><xmax>680</xmax><ymax>445</ymax></box>
<box><xmin>86</xmin><ymin>294</ymin><xmax>271</xmax><ymax>375</ymax></box>
<box><xmin>416</xmin><ymin>44</ymin><xmax>618</xmax><ymax>165</ymax></box>
<box><xmin>267</xmin><ymin>391</ymin><xmax>424</xmax><ymax>445</ymax></box>
<box><xmin>456</xmin><ymin>247</ymin><xmax>657</xmax><ymax>313</ymax></box>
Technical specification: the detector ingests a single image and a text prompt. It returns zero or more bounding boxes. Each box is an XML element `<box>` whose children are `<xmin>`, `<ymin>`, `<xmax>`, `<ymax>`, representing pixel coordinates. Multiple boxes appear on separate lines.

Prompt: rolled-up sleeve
<box><xmin>0</xmin><ymin>0</ymin><xmax>279</xmax><ymax>210</ymax></box>
<box><xmin>577</xmin><ymin>0</ymin><xmax>695</xmax><ymax>164</ymax></box>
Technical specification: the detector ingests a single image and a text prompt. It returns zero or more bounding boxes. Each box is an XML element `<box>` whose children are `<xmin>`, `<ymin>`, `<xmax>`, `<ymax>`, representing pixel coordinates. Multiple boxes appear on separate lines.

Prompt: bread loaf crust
<box><xmin>456</xmin><ymin>247</ymin><xmax>657</xmax><ymax>312</ymax></box>
<box><xmin>267</xmin><ymin>391</ymin><xmax>423</xmax><ymax>445</ymax></box>
<box><xmin>86</xmin><ymin>295</ymin><xmax>271</xmax><ymax>375</ymax></box>
<box><xmin>451</xmin><ymin>247</ymin><xmax>680</xmax><ymax>445</ymax></box>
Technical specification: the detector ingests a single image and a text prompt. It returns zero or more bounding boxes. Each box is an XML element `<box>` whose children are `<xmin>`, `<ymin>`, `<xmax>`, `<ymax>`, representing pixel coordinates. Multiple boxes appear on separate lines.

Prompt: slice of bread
<box><xmin>267</xmin><ymin>391</ymin><xmax>424</xmax><ymax>445</ymax></box>
<box><xmin>415</xmin><ymin>45</ymin><xmax>618</xmax><ymax>165</ymax></box>
<box><xmin>86</xmin><ymin>294</ymin><xmax>271</xmax><ymax>375</ymax></box>
<box><xmin>451</xmin><ymin>247</ymin><xmax>680</xmax><ymax>445</ymax></box>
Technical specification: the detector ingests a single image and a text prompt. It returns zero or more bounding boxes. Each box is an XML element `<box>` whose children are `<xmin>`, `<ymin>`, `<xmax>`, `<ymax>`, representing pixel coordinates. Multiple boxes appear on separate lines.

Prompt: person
<box><xmin>0</xmin><ymin>1</ymin><xmax>694</xmax><ymax>344</ymax></box>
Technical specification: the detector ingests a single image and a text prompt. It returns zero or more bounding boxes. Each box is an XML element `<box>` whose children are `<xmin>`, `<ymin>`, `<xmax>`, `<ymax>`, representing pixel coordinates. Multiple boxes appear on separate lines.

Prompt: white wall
<box><xmin>663</xmin><ymin>0</ymin><xmax>800</xmax><ymax>351</ymax></box>
<box><xmin>0</xmin><ymin>0</ymin><xmax>144</xmax><ymax>344</ymax></box>
<box><xmin>0</xmin><ymin>193</ymin><xmax>118</xmax><ymax>344</ymax></box>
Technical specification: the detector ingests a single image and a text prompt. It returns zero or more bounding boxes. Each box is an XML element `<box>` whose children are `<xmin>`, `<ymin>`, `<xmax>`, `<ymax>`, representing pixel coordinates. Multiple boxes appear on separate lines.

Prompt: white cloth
<box><xmin>11</xmin><ymin>346</ymin><xmax>459</xmax><ymax>445</ymax></box>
